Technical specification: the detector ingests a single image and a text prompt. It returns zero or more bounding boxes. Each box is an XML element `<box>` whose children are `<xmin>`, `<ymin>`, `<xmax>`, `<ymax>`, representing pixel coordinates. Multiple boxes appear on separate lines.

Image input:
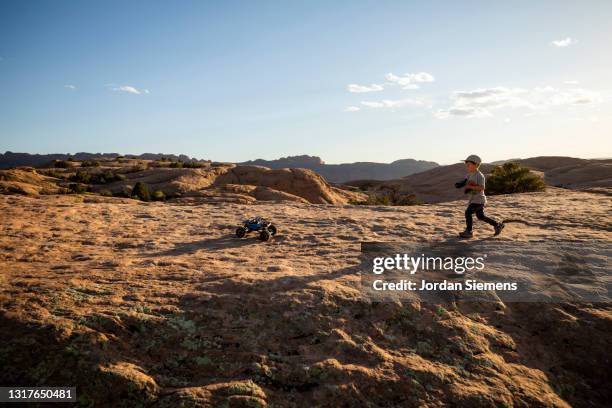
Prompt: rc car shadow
<box><xmin>149</xmin><ymin>235</ymin><xmax>258</xmax><ymax>256</ymax></box>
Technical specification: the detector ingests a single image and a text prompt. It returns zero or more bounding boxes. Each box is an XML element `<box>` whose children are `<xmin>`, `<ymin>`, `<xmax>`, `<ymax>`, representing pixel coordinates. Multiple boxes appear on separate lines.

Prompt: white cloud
<box><xmin>564</xmin><ymin>80</ymin><xmax>579</xmax><ymax>85</ymax></box>
<box><xmin>435</xmin><ymin>85</ymin><xmax>603</xmax><ymax>119</ymax></box>
<box><xmin>435</xmin><ymin>107</ymin><xmax>491</xmax><ymax>119</ymax></box>
<box><xmin>452</xmin><ymin>87</ymin><xmax>532</xmax><ymax>110</ymax></box>
<box><xmin>361</xmin><ymin>98</ymin><xmax>423</xmax><ymax>109</ymax></box>
<box><xmin>549</xmin><ymin>88</ymin><xmax>602</xmax><ymax>105</ymax></box>
<box><xmin>552</xmin><ymin>37</ymin><xmax>576</xmax><ymax>47</ymax></box>
<box><xmin>344</xmin><ymin>106</ymin><xmax>361</xmax><ymax>112</ymax></box>
<box><xmin>114</xmin><ymin>86</ymin><xmax>141</xmax><ymax>94</ymax></box>
<box><xmin>110</xmin><ymin>85</ymin><xmax>149</xmax><ymax>95</ymax></box>
<box><xmin>385</xmin><ymin>72</ymin><xmax>434</xmax><ymax>89</ymax></box>
<box><xmin>64</xmin><ymin>84</ymin><xmax>76</xmax><ymax>90</ymax></box>
<box><xmin>347</xmin><ymin>83</ymin><xmax>384</xmax><ymax>93</ymax></box>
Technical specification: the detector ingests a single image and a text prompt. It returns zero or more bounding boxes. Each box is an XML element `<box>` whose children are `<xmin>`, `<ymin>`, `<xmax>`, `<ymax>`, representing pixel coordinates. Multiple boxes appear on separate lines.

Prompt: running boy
<box><xmin>456</xmin><ymin>155</ymin><xmax>504</xmax><ymax>238</ymax></box>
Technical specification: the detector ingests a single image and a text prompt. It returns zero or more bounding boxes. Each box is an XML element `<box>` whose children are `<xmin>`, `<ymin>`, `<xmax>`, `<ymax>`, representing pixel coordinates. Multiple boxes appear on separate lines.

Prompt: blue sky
<box><xmin>1</xmin><ymin>1</ymin><xmax>611</xmax><ymax>164</ymax></box>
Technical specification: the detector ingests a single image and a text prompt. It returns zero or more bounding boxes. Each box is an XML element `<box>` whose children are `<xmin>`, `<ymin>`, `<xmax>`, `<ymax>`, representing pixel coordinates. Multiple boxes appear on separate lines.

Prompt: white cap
<box><xmin>463</xmin><ymin>154</ymin><xmax>482</xmax><ymax>164</ymax></box>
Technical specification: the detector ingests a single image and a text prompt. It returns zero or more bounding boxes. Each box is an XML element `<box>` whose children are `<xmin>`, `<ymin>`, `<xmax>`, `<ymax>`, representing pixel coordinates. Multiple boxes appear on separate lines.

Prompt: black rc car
<box><xmin>235</xmin><ymin>216</ymin><xmax>277</xmax><ymax>241</ymax></box>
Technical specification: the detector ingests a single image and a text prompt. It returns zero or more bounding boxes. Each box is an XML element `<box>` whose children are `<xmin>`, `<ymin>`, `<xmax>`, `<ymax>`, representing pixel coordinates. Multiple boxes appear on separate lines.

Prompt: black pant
<box><xmin>465</xmin><ymin>203</ymin><xmax>498</xmax><ymax>231</ymax></box>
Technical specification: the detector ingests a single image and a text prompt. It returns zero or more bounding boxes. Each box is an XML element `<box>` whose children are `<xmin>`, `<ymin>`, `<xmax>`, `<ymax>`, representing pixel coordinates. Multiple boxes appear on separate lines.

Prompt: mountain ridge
<box><xmin>239</xmin><ymin>155</ymin><xmax>439</xmax><ymax>183</ymax></box>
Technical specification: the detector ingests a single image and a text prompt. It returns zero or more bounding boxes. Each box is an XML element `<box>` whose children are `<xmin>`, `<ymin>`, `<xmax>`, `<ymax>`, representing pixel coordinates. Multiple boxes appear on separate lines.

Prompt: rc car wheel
<box><xmin>259</xmin><ymin>230</ymin><xmax>271</xmax><ymax>241</ymax></box>
<box><xmin>268</xmin><ymin>225</ymin><xmax>277</xmax><ymax>236</ymax></box>
<box><xmin>236</xmin><ymin>227</ymin><xmax>247</xmax><ymax>238</ymax></box>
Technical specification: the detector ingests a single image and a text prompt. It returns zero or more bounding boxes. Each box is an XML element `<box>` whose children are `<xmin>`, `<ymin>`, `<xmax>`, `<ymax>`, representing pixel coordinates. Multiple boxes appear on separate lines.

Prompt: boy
<box><xmin>456</xmin><ymin>154</ymin><xmax>504</xmax><ymax>238</ymax></box>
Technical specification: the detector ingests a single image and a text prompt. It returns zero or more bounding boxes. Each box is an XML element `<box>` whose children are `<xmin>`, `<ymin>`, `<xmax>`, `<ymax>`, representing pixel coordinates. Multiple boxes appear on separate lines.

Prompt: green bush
<box><xmin>486</xmin><ymin>162</ymin><xmax>546</xmax><ymax>195</ymax></box>
<box><xmin>40</xmin><ymin>169</ymin><xmax>64</xmax><ymax>179</ymax></box>
<box><xmin>349</xmin><ymin>192</ymin><xmax>420</xmax><ymax>206</ymax></box>
<box><xmin>132</xmin><ymin>182</ymin><xmax>150</xmax><ymax>201</ymax></box>
<box><xmin>68</xmin><ymin>183</ymin><xmax>87</xmax><ymax>194</ymax></box>
<box><xmin>69</xmin><ymin>170</ymin><xmax>124</xmax><ymax>184</ymax></box>
<box><xmin>97</xmin><ymin>171</ymin><xmax>125</xmax><ymax>184</ymax></box>
<box><xmin>113</xmin><ymin>188</ymin><xmax>131</xmax><ymax>198</ymax></box>
<box><xmin>152</xmin><ymin>190</ymin><xmax>166</xmax><ymax>201</ymax></box>
<box><xmin>54</xmin><ymin>160</ymin><xmax>71</xmax><ymax>168</ymax></box>
<box><xmin>167</xmin><ymin>161</ymin><xmax>206</xmax><ymax>169</ymax></box>
<box><xmin>69</xmin><ymin>171</ymin><xmax>92</xmax><ymax>184</ymax></box>
<box><xmin>80</xmin><ymin>160</ymin><xmax>100</xmax><ymax>167</ymax></box>
<box><xmin>181</xmin><ymin>162</ymin><xmax>206</xmax><ymax>168</ymax></box>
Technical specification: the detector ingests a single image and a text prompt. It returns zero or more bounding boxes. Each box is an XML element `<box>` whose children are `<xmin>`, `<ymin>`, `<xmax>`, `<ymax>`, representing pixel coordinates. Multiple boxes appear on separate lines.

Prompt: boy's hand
<box><xmin>454</xmin><ymin>178</ymin><xmax>467</xmax><ymax>188</ymax></box>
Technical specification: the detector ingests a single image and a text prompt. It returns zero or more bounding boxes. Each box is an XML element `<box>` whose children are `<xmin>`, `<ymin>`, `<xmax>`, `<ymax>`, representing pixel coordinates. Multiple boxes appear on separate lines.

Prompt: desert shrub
<box><xmin>127</xmin><ymin>165</ymin><xmax>146</xmax><ymax>173</ymax></box>
<box><xmin>40</xmin><ymin>169</ymin><xmax>64</xmax><ymax>179</ymax></box>
<box><xmin>350</xmin><ymin>189</ymin><xmax>420</xmax><ymax>206</ymax></box>
<box><xmin>113</xmin><ymin>188</ymin><xmax>131</xmax><ymax>198</ymax></box>
<box><xmin>54</xmin><ymin>160</ymin><xmax>71</xmax><ymax>168</ymax></box>
<box><xmin>68</xmin><ymin>170</ymin><xmax>124</xmax><ymax>184</ymax></box>
<box><xmin>69</xmin><ymin>171</ymin><xmax>92</xmax><ymax>184</ymax></box>
<box><xmin>96</xmin><ymin>171</ymin><xmax>124</xmax><ymax>184</ymax></box>
<box><xmin>99</xmin><ymin>189</ymin><xmax>113</xmax><ymax>197</ymax></box>
<box><xmin>132</xmin><ymin>182</ymin><xmax>150</xmax><ymax>201</ymax></box>
<box><xmin>486</xmin><ymin>162</ymin><xmax>546</xmax><ymax>195</ymax></box>
<box><xmin>81</xmin><ymin>160</ymin><xmax>100</xmax><ymax>167</ymax></box>
<box><xmin>181</xmin><ymin>162</ymin><xmax>206</xmax><ymax>168</ymax></box>
<box><xmin>68</xmin><ymin>183</ymin><xmax>87</xmax><ymax>194</ymax></box>
<box><xmin>152</xmin><ymin>190</ymin><xmax>166</xmax><ymax>201</ymax></box>
<box><xmin>168</xmin><ymin>161</ymin><xmax>183</xmax><ymax>168</ymax></box>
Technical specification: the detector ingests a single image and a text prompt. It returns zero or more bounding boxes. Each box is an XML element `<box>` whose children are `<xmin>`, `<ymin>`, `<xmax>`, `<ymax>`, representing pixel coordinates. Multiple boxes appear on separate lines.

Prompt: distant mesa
<box><xmin>239</xmin><ymin>155</ymin><xmax>439</xmax><ymax>183</ymax></box>
<box><xmin>0</xmin><ymin>152</ymin><xmax>202</xmax><ymax>169</ymax></box>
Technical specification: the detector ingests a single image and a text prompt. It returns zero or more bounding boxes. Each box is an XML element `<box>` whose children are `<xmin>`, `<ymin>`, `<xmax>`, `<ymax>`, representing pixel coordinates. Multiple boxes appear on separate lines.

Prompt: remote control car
<box><xmin>235</xmin><ymin>216</ymin><xmax>277</xmax><ymax>241</ymax></box>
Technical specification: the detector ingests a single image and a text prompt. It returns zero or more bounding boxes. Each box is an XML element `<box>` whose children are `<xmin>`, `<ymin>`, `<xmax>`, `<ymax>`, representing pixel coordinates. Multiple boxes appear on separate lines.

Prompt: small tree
<box><xmin>132</xmin><ymin>182</ymin><xmax>150</xmax><ymax>201</ymax></box>
<box><xmin>486</xmin><ymin>162</ymin><xmax>546</xmax><ymax>195</ymax></box>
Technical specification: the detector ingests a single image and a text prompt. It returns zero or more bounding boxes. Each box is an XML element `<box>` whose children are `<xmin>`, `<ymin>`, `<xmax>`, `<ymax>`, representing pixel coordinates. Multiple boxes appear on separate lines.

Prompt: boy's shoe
<box><xmin>459</xmin><ymin>230</ymin><xmax>473</xmax><ymax>238</ymax></box>
<box><xmin>494</xmin><ymin>222</ymin><xmax>505</xmax><ymax>236</ymax></box>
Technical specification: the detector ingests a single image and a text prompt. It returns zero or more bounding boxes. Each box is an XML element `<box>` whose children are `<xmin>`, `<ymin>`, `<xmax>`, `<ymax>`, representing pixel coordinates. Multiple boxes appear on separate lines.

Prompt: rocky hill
<box><xmin>0</xmin><ymin>159</ymin><xmax>366</xmax><ymax>205</ymax></box>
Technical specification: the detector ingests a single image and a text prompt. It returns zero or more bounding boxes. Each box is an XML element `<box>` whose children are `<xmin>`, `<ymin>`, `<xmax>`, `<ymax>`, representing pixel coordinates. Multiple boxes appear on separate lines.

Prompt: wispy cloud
<box><xmin>64</xmin><ymin>84</ymin><xmax>77</xmax><ymax>90</ymax></box>
<box><xmin>551</xmin><ymin>37</ymin><xmax>577</xmax><ymax>47</ymax></box>
<box><xmin>344</xmin><ymin>106</ymin><xmax>361</xmax><ymax>112</ymax></box>
<box><xmin>385</xmin><ymin>72</ymin><xmax>434</xmax><ymax>89</ymax></box>
<box><xmin>109</xmin><ymin>85</ymin><xmax>150</xmax><ymax>95</ymax></box>
<box><xmin>435</xmin><ymin>107</ymin><xmax>491</xmax><ymax>119</ymax></box>
<box><xmin>347</xmin><ymin>83</ymin><xmax>384</xmax><ymax>93</ymax></box>
<box><xmin>435</xmin><ymin>85</ymin><xmax>603</xmax><ymax>119</ymax></box>
<box><xmin>361</xmin><ymin>98</ymin><xmax>423</xmax><ymax>109</ymax></box>
<box><xmin>563</xmin><ymin>80</ymin><xmax>579</xmax><ymax>85</ymax></box>
<box><xmin>345</xmin><ymin>71</ymin><xmax>434</xmax><ymax>96</ymax></box>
